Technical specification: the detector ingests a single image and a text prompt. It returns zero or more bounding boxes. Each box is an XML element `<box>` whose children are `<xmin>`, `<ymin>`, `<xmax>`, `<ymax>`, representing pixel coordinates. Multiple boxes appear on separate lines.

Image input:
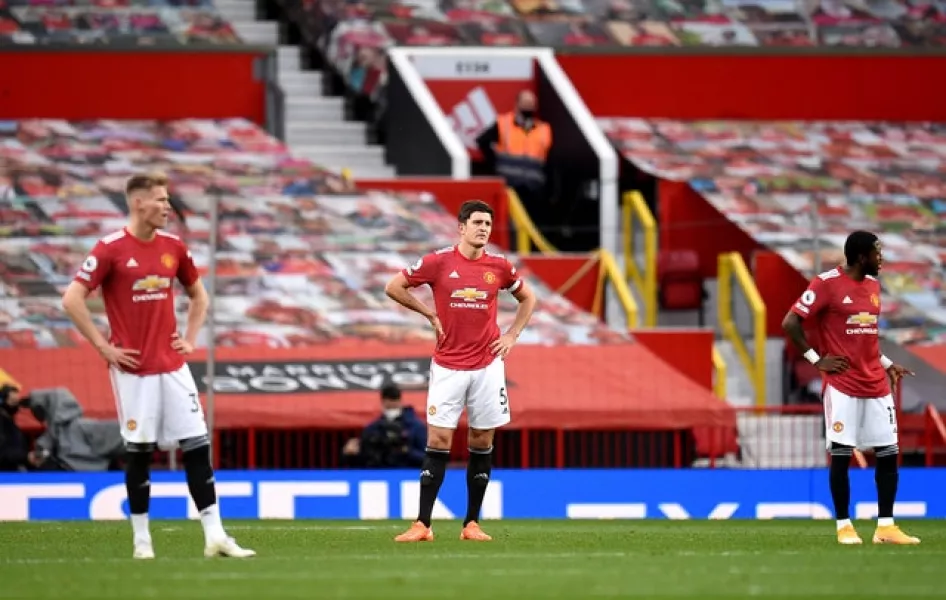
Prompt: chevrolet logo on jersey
<box><xmin>132</xmin><ymin>275</ymin><xmax>171</xmax><ymax>302</ymax></box>
<box><xmin>450</xmin><ymin>288</ymin><xmax>488</xmax><ymax>310</ymax></box>
<box><xmin>451</xmin><ymin>288</ymin><xmax>488</xmax><ymax>302</ymax></box>
<box><xmin>846</xmin><ymin>312</ymin><xmax>878</xmax><ymax>335</ymax></box>
<box><xmin>133</xmin><ymin>275</ymin><xmax>171</xmax><ymax>291</ymax></box>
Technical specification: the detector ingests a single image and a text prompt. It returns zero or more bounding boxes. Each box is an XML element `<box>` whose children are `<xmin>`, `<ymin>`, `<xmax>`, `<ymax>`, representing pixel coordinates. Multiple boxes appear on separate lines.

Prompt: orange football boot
<box><xmin>460</xmin><ymin>521</ymin><xmax>492</xmax><ymax>541</ymax></box>
<box><xmin>394</xmin><ymin>521</ymin><xmax>434</xmax><ymax>543</ymax></box>
<box><xmin>873</xmin><ymin>524</ymin><xmax>920</xmax><ymax>545</ymax></box>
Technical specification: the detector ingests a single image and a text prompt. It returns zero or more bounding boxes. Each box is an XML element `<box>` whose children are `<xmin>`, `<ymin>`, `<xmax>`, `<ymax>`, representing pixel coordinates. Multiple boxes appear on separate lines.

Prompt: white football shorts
<box><xmin>109</xmin><ymin>363</ymin><xmax>208</xmax><ymax>447</ymax></box>
<box><xmin>426</xmin><ymin>357</ymin><xmax>511</xmax><ymax>430</ymax></box>
<box><xmin>823</xmin><ymin>384</ymin><xmax>897</xmax><ymax>450</ymax></box>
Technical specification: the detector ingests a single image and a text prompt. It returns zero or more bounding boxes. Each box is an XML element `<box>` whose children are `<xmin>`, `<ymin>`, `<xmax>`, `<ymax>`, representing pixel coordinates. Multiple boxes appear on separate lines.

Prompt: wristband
<box><xmin>804</xmin><ymin>349</ymin><xmax>820</xmax><ymax>365</ymax></box>
<box><xmin>880</xmin><ymin>355</ymin><xmax>893</xmax><ymax>370</ymax></box>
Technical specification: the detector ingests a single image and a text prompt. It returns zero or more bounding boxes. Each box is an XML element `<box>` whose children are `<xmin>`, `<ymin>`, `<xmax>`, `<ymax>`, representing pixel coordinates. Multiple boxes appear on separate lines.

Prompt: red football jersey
<box><xmin>791</xmin><ymin>267</ymin><xmax>889</xmax><ymax>398</ymax></box>
<box><xmin>402</xmin><ymin>245</ymin><xmax>522</xmax><ymax>371</ymax></box>
<box><xmin>73</xmin><ymin>228</ymin><xmax>200</xmax><ymax>375</ymax></box>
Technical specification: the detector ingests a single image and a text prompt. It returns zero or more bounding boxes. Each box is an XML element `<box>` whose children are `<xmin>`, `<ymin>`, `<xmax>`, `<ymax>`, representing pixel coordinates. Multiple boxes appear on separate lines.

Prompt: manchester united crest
<box><xmin>832</xmin><ymin>421</ymin><xmax>844</xmax><ymax>433</ymax></box>
<box><xmin>161</xmin><ymin>253</ymin><xmax>176</xmax><ymax>270</ymax></box>
<box><xmin>483</xmin><ymin>271</ymin><xmax>496</xmax><ymax>284</ymax></box>
<box><xmin>870</xmin><ymin>294</ymin><xmax>880</xmax><ymax>308</ymax></box>
<box><xmin>127</xmin><ymin>419</ymin><xmax>137</xmax><ymax>431</ymax></box>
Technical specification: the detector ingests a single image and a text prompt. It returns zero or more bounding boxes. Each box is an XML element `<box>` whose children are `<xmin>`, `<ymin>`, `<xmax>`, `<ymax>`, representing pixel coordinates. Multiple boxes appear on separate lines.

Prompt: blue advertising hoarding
<box><xmin>1</xmin><ymin>468</ymin><xmax>944</xmax><ymax>521</ymax></box>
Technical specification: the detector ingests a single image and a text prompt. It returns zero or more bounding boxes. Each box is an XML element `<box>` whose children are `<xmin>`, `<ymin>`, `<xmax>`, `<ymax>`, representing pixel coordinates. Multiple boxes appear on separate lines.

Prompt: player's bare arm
<box><xmin>172</xmin><ymin>279</ymin><xmax>209</xmax><ymax>355</ymax></box>
<box><xmin>384</xmin><ymin>272</ymin><xmax>444</xmax><ymax>340</ymax></box>
<box><xmin>781</xmin><ymin>311</ymin><xmax>849</xmax><ymax>374</ymax></box>
<box><xmin>61</xmin><ymin>281</ymin><xmax>140</xmax><ymax>369</ymax></box>
<box><xmin>490</xmin><ymin>280</ymin><xmax>535</xmax><ymax>358</ymax></box>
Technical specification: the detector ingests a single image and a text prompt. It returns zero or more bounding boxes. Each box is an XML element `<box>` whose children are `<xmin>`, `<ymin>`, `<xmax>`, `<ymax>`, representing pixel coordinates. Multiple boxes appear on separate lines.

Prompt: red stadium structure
<box><xmin>2</xmin><ymin>0</ymin><xmax>946</xmax><ymax>475</ymax></box>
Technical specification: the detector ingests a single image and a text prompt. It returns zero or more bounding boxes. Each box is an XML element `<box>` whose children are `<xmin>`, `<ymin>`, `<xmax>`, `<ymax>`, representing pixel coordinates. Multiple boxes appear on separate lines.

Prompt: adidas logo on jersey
<box><xmin>842</xmin><ymin>296</ymin><xmax>853</xmax><ymax>304</ymax></box>
<box><xmin>126</xmin><ymin>258</ymin><xmax>138</xmax><ymax>268</ymax></box>
<box><xmin>449</xmin><ymin>270</ymin><xmax>460</xmax><ymax>279</ymax></box>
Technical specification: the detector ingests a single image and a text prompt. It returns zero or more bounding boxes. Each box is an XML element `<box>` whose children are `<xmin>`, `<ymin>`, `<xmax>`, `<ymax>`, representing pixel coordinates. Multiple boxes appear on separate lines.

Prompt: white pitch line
<box><xmin>157</xmin><ymin>525</ymin><xmax>400</xmax><ymax>532</ymax></box>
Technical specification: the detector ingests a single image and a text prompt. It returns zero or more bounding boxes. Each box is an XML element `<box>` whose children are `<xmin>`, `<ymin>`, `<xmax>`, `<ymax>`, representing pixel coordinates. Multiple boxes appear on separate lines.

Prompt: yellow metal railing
<box><xmin>507</xmin><ymin>188</ymin><xmax>557</xmax><ymax>256</ymax></box>
<box><xmin>711</xmin><ymin>346</ymin><xmax>727</xmax><ymax>400</ymax></box>
<box><xmin>621</xmin><ymin>191</ymin><xmax>657</xmax><ymax>328</ymax></box>
<box><xmin>717</xmin><ymin>252</ymin><xmax>767</xmax><ymax>407</ymax></box>
<box><xmin>506</xmin><ymin>188</ymin><xmax>638</xmax><ymax>329</ymax></box>
<box><xmin>594</xmin><ymin>249</ymin><xmax>640</xmax><ymax>329</ymax></box>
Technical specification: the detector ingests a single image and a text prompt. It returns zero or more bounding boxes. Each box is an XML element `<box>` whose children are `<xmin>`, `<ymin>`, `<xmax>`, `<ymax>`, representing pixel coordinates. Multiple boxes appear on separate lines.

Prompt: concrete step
<box><xmin>285</xmin><ymin>97</ymin><xmax>345</xmax><ymax>122</ymax></box>
<box><xmin>293</xmin><ymin>145</ymin><xmax>387</xmax><ymax>169</ymax></box>
<box><xmin>285</xmin><ymin>122</ymin><xmax>367</xmax><ymax>146</ymax></box>
<box><xmin>232</xmin><ymin>21</ymin><xmax>278</xmax><ymax>45</ymax></box>
<box><xmin>278</xmin><ymin>45</ymin><xmax>301</xmax><ymax>72</ymax></box>
<box><xmin>278</xmin><ymin>71</ymin><xmax>325</xmax><ymax>94</ymax></box>
<box><xmin>216</xmin><ymin>2</ymin><xmax>256</xmax><ymax>22</ymax></box>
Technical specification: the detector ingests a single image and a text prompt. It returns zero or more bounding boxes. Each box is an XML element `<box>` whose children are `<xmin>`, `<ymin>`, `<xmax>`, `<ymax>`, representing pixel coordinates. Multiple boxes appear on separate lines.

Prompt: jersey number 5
<box><xmin>499</xmin><ymin>387</ymin><xmax>509</xmax><ymax>414</ymax></box>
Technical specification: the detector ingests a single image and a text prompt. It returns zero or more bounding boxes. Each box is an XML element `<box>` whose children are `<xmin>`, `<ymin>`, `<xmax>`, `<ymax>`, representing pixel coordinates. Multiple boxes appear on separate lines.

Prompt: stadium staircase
<box><xmin>216</xmin><ymin>0</ymin><xmax>395</xmax><ymax>179</ymax></box>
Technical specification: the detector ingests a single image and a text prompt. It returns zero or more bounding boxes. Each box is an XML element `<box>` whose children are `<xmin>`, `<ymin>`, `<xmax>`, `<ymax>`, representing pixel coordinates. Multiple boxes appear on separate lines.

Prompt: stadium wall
<box><xmin>2</xmin><ymin>469</ymin><xmax>943</xmax><ymax>521</ymax></box>
<box><xmin>0</xmin><ymin>50</ymin><xmax>271</xmax><ymax>124</ymax></box>
<box><xmin>556</xmin><ymin>52</ymin><xmax>946</xmax><ymax>122</ymax></box>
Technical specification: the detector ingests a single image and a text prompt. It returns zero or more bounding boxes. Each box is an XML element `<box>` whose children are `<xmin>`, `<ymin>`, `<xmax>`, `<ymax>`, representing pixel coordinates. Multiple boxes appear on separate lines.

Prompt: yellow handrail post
<box><xmin>599</xmin><ymin>249</ymin><xmax>639</xmax><ymax>329</ymax></box>
<box><xmin>717</xmin><ymin>252</ymin><xmax>767</xmax><ymax>407</ymax></box>
<box><xmin>621</xmin><ymin>191</ymin><xmax>658</xmax><ymax>328</ymax></box>
<box><xmin>711</xmin><ymin>346</ymin><xmax>727</xmax><ymax>400</ymax></box>
<box><xmin>622</xmin><ymin>195</ymin><xmax>633</xmax><ymax>283</ymax></box>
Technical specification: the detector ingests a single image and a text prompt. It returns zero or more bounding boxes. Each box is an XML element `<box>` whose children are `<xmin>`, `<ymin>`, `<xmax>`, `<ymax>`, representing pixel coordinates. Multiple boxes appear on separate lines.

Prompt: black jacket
<box><xmin>0</xmin><ymin>410</ymin><xmax>29</xmax><ymax>472</ymax></box>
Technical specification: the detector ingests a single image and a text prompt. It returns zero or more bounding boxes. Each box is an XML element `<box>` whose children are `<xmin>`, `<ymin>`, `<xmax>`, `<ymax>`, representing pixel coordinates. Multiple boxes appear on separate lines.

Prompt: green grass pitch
<box><xmin>1</xmin><ymin>520</ymin><xmax>943</xmax><ymax>599</ymax></box>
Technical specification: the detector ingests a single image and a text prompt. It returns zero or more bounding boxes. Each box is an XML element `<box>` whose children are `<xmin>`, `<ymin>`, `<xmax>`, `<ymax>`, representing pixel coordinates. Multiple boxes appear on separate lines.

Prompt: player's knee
<box><xmin>180</xmin><ymin>434</ymin><xmax>210</xmax><ymax>453</ymax></box>
<box><xmin>125</xmin><ymin>441</ymin><xmax>156</xmax><ymax>454</ymax></box>
<box><xmin>427</xmin><ymin>428</ymin><xmax>453</xmax><ymax>451</ymax></box>
<box><xmin>468</xmin><ymin>428</ymin><xmax>494</xmax><ymax>450</ymax></box>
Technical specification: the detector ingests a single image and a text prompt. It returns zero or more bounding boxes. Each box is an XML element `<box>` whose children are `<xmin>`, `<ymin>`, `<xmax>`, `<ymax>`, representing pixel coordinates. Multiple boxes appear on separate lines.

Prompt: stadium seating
<box><xmin>598</xmin><ymin>117</ymin><xmax>946</xmax><ymax>347</ymax></box>
<box><xmin>278</xmin><ymin>0</ymin><xmax>946</xmax><ymax>99</ymax></box>
<box><xmin>0</xmin><ymin>118</ymin><xmax>738</xmax><ymax>469</ymax></box>
<box><xmin>0</xmin><ymin>0</ymin><xmax>240</xmax><ymax>45</ymax></box>
<box><xmin>0</xmin><ymin>118</ymin><xmax>623</xmax><ymax>350</ymax></box>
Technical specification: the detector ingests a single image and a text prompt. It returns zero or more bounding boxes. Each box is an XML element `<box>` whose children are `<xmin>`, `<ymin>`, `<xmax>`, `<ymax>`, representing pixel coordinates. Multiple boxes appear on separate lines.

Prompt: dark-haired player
<box><xmin>62</xmin><ymin>173</ymin><xmax>254</xmax><ymax>559</ymax></box>
<box><xmin>385</xmin><ymin>200</ymin><xmax>536</xmax><ymax>542</ymax></box>
<box><xmin>782</xmin><ymin>230</ymin><xmax>918</xmax><ymax>545</ymax></box>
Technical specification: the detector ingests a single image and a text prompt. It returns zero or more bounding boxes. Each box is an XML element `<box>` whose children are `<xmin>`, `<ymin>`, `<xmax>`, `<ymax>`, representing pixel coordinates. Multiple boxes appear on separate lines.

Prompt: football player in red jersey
<box><xmin>385</xmin><ymin>200</ymin><xmax>536</xmax><ymax>542</ymax></box>
<box><xmin>783</xmin><ymin>230</ymin><xmax>918</xmax><ymax>545</ymax></box>
<box><xmin>61</xmin><ymin>173</ymin><xmax>254</xmax><ymax>559</ymax></box>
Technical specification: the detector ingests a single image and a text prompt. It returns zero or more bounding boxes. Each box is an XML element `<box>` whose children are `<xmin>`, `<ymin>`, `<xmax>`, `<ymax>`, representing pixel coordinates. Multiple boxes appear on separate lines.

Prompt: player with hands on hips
<box><xmin>61</xmin><ymin>172</ymin><xmax>254</xmax><ymax>560</ymax></box>
<box><xmin>385</xmin><ymin>200</ymin><xmax>536</xmax><ymax>542</ymax></box>
<box><xmin>782</xmin><ymin>230</ymin><xmax>917</xmax><ymax>546</ymax></box>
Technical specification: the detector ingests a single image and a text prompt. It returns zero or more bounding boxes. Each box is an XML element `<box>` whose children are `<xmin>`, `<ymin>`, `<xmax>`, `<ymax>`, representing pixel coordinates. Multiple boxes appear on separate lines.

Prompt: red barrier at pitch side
<box><xmin>3</xmin><ymin>343</ymin><xmax>736</xmax><ymax>434</ymax></box>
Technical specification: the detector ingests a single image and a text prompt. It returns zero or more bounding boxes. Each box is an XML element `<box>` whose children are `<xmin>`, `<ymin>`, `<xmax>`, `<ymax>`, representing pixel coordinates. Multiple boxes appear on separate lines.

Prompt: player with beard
<box><xmin>782</xmin><ymin>230</ymin><xmax>918</xmax><ymax>545</ymax></box>
<box><xmin>385</xmin><ymin>200</ymin><xmax>536</xmax><ymax>542</ymax></box>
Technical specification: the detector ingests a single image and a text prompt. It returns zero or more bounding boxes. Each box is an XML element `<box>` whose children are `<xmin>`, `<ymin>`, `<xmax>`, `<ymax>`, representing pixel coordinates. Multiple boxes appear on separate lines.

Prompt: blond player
<box><xmin>62</xmin><ymin>173</ymin><xmax>254</xmax><ymax>559</ymax></box>
<box><xmin>385</xmin><ymin>200</ymin><xmax>536</xmax><ymax>542</ymax></box>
